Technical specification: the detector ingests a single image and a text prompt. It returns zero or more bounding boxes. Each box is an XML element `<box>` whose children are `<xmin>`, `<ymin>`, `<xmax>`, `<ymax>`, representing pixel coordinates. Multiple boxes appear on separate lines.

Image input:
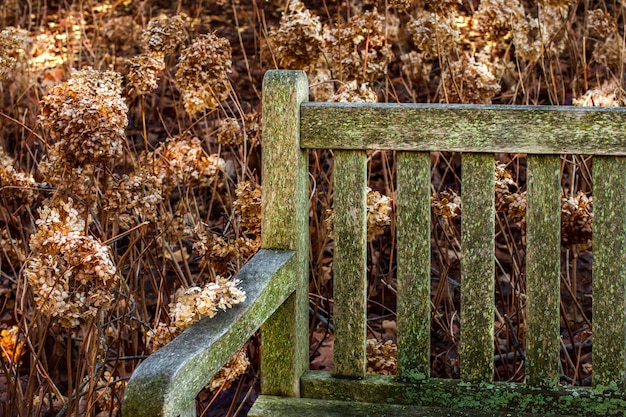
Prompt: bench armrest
<box><xmin>122</xmin><ymin>249</ymin><xmax>297</xmax><ymax>417</ymax></box>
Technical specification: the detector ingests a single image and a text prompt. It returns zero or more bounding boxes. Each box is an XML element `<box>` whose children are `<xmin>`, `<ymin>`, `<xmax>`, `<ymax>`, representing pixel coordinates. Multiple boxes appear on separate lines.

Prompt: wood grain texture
<box><xmin>260</xmin><ymin>70</ymin><xmax>309</xmax><ymax>396</ymax></box>
<box><xmin>300</xmin><ymin>103</ymin><xmax>626</xmax><ymax>155</ymax></box>
<box><xmin>333</xmin><ymin>149</ymin><xmax>368</xmax><ymax>378</ymax></box>
<box><xmin>396</xmin><ymin>151</ymin><xmax>431</xmax><ymax>380</ymax></box>
<box><xmin>460</xmin><ymin>153</ymin><xmax>495</xmax><ymax>382</ymax></box>
<box><xmin>592</xmin><ymin>156</ymin><xmax>626</xmax><ymax>389</ymax></box>
<box><xmin>122</xmin><ymin>250</ymin><xmax>296</xmax><ymax>417</ymax></box>
<box><xmin>525</xmin><ymin>155</ymin><xmax>561</xmax><ymax>388</ymax></box>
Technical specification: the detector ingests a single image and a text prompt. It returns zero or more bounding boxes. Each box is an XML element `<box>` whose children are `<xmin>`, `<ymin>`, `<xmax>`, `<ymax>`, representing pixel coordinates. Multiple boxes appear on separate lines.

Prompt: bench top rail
<box><xmin>300</xmin><ymin>102</ymin><xmax>626</xmax><ymax>154</ymax></box>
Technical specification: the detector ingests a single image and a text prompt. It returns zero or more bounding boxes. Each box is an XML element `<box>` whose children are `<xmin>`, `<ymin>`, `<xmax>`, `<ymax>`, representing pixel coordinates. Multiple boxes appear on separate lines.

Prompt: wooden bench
<box><xmin>121</xmin><ymin>70</ymin><xmax>626</xmax><ymax>416</ymax></box>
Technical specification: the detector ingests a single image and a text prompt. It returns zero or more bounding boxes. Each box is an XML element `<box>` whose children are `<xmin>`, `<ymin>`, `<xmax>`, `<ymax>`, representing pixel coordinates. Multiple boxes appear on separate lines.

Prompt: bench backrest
<box><xmin>261</xmin><ymin>70</ymin><xmax>626</xmax><ymax>407</ymax></box>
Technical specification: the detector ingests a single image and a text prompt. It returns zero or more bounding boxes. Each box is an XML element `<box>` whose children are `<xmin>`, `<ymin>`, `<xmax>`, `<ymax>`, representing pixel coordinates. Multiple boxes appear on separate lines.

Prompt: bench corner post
<box><xmin>260</xmin><ymin>70</ymin><xmax>309</xmax><ymax>396</ymax></box>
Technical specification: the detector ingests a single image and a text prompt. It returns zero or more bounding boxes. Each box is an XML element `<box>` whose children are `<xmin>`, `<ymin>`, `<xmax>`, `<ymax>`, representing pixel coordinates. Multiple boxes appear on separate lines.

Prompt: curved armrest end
<box><xmin>122</xmin><ymin>249</ymin><xmax>297</xmax><ymax>417</ymax></box>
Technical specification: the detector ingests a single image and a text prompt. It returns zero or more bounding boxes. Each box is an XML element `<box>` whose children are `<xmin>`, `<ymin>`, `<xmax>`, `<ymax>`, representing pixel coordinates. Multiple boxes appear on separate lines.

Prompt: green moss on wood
<box><xmin>300</xmin><ymin>371</ymin><xmax>626</xmax><ymax>416</ymax></box>
<box><xmin>260</xmin><ymin>70</ymin><xmax>309</xmax><ymax>396</ymax></box>
<box><xmin>249</xmin><ymin>395</ymin><xmax>568</xmax><ymax>417</ymax></box>
<box><xmin>460</xmin><ymin>153</ymin><xmax>495</xmax><ymax>382</ymax></box>
<box><xmin>300</xmin><ymin>103</ymin><xmax>626</xmax><ymax>154</ymax></box>
<box><xmin>592</xmin><ymin>156</ymin><xmax>626</xmax><ymax>388</ymax></box>
<box><xmin>396</xmin><ymin>151</ymin><xmax>431</xmax><ymax>380</ymax></box>
<box><xmin>333</xmin><ymin>149</ymin><xmax>368</xmax><ymax>378</ymax></box>
<box><xmin>526</xmin><ymin>155</ymin><xmax>561</xmax><ymax>388</ymax></box>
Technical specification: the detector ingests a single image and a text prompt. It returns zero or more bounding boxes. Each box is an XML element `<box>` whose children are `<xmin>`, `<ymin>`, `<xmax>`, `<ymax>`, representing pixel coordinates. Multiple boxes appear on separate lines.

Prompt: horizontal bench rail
<box><xmin>300</xmin><ymin>102</ymin><xmax>626</xmax><ymax>154</ymax></box>
<box><xmin>300</xmin><ymin>371</ymin><xmax>626</xmax><ymax>416</ymax></box>
<box><xmin>122</xmin><ymin>249</ymin><xmax>296</xmax><ymax>417</ymax></box>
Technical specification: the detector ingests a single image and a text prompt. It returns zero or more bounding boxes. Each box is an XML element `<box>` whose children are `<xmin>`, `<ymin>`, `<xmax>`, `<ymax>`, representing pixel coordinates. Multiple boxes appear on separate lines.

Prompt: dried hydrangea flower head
<box><xmin>233</xmin><ymin>181</ymin><xmax>261</xmax><ymax>237</ymax></box>
<box><xmin>561</xmin><ymin>191</ymin><xmax>593</xmax><ymax>248</ymax></box>
<box><xmin>592</xmin><ymin>33</ymin><xmax>626</xmax><ymax>70</ymax></box>
<box><xmin>443</xmin><ymin>55</ymin><xmax>501</xmax><ymax>104</ymax></box>
<box><xmin>0</xmin><ymin>145</ymin><xmax>37</xmax><ymax>205</ymax></box>
<box><xmin>587</xmin><ymin>9</ymin><xmax>617</xmax><ymax>39</ymax></box>
<box><xmin>474</xmin><ymin>0</ymin><xmax>524</xmax><ymax>39</ymax></box>
<box><xmin>0</xmin><ymin>27</ymin><xmax>31</xmax><ymax>80</ymax></box>
<box><xmin>330</xmin><ymin>81</ymin><xmax>378</xmax><ymax>103</ymax></box>
<box><xmin>102</xmin><ymin>169</ymin><xmax>163</xmax><ymax>228</ymax></box>
<box><xmin>400</xmin><ymin>51</ymin><xmax>432</xmax><ymax>85</ymax></box>
<box><xmin>511</xmin><ymin>4</ymin><xmax>570</xmax><ymax>62</ymax></box>
<box><xmin>149</xmin><ymin>134</ymin><xmax>225</xmax><ymax>190</ymax></box>
<box><xmin>25</xmin><ymin>199</ymin><xmax>119</xmax><ymax>328</ymax></box>
<box><xmin>169</xmin><ymin>277</ymin><xmax>246</xmax><ymax>331</ymax></box>
<box><xmin>367</xmin><ymin>339</ymin><xmax>397</xmax><ymax>375</ymax></box>
<box><xmin>206</xmin><ymin>346</ymin><xmax>249</xmax><ymax>392</ymax></box>
<box><xmin>322</xmin><ymin>9</ymin><xmax>393</xmax><ymax>83</ymax></box>
<box><xmin>141</xmin><ymin>15</ymin><xmax>186</xmax><ymax>55</ymax></box>
<box><xmin>407</xmin><ymin>10</ymin><xmax>459</xmax><ymax>58</ymax></box>
<box><xmin>40</xmin><ymin>68</ymin><xmax>127</xmax><ymax>167</ymax></box>
<box><xmin>175</xmin><ymin>33</ymin><xmax>232</xmax><ymax>114</ymax></box>
<box><xmin>573</xmin><ymin>79</ymin><xmax>625</xmax><ymax>107</ymax></box>
<box><xmin>127</xmin><ymin>52</ymin><xmax>166</xmax><ymax>94</ymax></box>
<box><xmin>267</xmin><ymin>0</ymin><xmax>323</xmax><ymax>71</ymax></box>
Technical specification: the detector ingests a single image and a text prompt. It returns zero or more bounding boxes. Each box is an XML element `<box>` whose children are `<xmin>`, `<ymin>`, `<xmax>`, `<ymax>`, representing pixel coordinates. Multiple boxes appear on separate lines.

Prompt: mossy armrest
<box><xmin>121</xmin><ymin>249</ymin><xmax>297</xmax><ymax>417</ymax></box>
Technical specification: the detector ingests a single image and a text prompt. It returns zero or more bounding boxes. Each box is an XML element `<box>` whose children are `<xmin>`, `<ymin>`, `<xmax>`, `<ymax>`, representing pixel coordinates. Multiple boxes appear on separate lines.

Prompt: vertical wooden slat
<box><xmin>526</xmin><ymin>154</ymin><xmax>561</xmax><ymax>387</ymax></box>
<box><xmin>260</xmin><ymin>70</ymin><xmax>309</xmax><ymax>396</ymax></box>
<box><xmin>593</xmin><ymin>156</ymin><xmax>626</xmax><ymax>388</ymax></box>
<box><xmin>460</xmin><ymin>153</ymin><xmax>495</xmax><ymax>382</ymax></box>
<box><xmin>333</xmin><ymin>149</ymin><xmax>368</xmax><ymax>378</ymax></box>
<box><xmin>397</xmin><ymin>151</ymin><xmax>431</xmax><ymax>380</ymax></box>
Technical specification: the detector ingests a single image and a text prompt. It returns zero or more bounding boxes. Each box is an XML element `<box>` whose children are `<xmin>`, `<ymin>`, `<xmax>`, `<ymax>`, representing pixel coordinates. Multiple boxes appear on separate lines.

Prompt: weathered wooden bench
<box><xmin>122</xmin><ymin>70</ymin><xmax>626</xmax><ymax>416</ymax></box>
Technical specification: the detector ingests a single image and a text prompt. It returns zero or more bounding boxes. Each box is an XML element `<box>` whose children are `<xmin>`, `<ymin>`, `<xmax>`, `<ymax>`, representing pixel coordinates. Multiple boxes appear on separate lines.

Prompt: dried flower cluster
<box><xmin>322</xmin><ymin>9</ymin><xmax>393</xmax><ymax>83</ymax></box>
<box><xmin>267</xmin><ymin>0</ymin><xmax>323</xmax><ymax>71</ymax></box>
<box><xmin>206</xmin><ymin>346</ymin><xmax>250</xmax><ymax>392</ymax></box>
<box><xmin>587</xmin><ymin>9</ymin><xmax>617</xmax><ymax>39</ymax></box>
<box><xmin>128</xmin><ymin>15</ymin><xmax>186</xmax><ymax>94</ymax></box>
<box><xmin>169</xmin><ymin>277</ymin><xmax>246</xmax><ymax>331</ymax></box>
<box><xmin>95</xmin><ymin>370</ymin><xmax>126</xmax><ymax>413</ymax></box>
<box><xmin>234</xmin><ymin>181</ymin><xmax>262</xmax><ymax>238</ymax></box>
<box><xmin>573</xmin><ymin>79</ymin><xmax>625</xmax><ymax>107</ymax></box>
<box><xmin>366</xmin><ymin>339</ymin><xmax>397</xmax><ymax>375</ymax></box>
<box><xmin>194</xmin><ymin>181</ymin><xmax>261</xmax><ymax>275</ymax></box>
<box><xmin>149</xmin><ymin>135</ymin><xmax>225</xmax><ymax>190</ymax></box>
<box><xmin>366</xmin><ymin>188</ymin><xmax>392</xmax><ymax>241</ymax></box>
<box><xmin>443</xmin><ymin>55</ymin><xmax>501</xmax><ymax>104</ymax></box>
<box><xmin>141</xmin><ymin>15</ymin><xmax>186</xmax><ymax>55</ymax></box>
<box><xmin>400</xmin><ymin>51</ymin><xmax>432</xmax><ymax>85</ymax></box>
<box><xmin>102</xmin><ymin>169</ymin><xmax>163</xmax><ymax>228</ymax></box>
<box><xmin>431</xmin><ymin>190</ymin><xmax>462</xmax><ymax>218</ymax></box>
<box><xmin>407</xmin><ymin>10</ymin><xmax>459</xmax><ymax>58</ymax></box>
<box><xmin>40</xmin><ymin>68</ymin><xmax>127</xmax><ymax>167</ymax></box>
<box><xmin>0</xmin><ymin>146</ymin><xmax>36</xmax><ymax>205</ymax></box>
<box><xmin>25</xmin><ymin>199</ymin><xmax>119</xmax><ymax>328</ymax></box>
<box><xmin>0</xmin><ymin>227</ymin><xmax>26</xmax><ymax>267</ymax></box>
<box><xmin>127</xmin><ymin>53</ymin><xmax>166</xmax><ymax>94</ymax></box>
<box><xmin>512</xmin><ymin>4</ymin><xmax>570</xmax><ymax>62</ymax></box>
<box><xmin>0</xmin><ymin>326</ymin><xmax>25</xmax><ymax>364</ymax></box>
<box><xmin>592</xmin><ymin>33</ymin><xmax>626</xmax><ymax>71</ymax></box>
<box><xmin>175</xmin><ymin>33</ymin><xmax>232</xmax><ymax>114</ymax></box>
<box><xmin>561</xmin><ymin>192</ymin><xmax>593</xmax><ymax>248</ymax></box>
<box><xmin>330</xmin><ymin>81</ymin><xmax>378</xmax><ymax>103</ymax></box>
<box><xmin>474</xmin><ymin>0</ymin><xmax>524</xmax><ymax>40</ymax></box>
<box><xmin>216</xmin><ymin>113</ymin><xmax>260</xmax><ymax>147</ymax></box>
<box><xmin>0</xmin><ymin>26</ymin><xmax>30</xmax><ymax>80</ymax></box>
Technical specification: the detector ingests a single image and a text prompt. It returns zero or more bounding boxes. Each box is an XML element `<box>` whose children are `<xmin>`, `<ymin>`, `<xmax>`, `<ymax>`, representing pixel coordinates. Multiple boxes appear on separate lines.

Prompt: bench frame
<box><xmin>122</xmin><ymin>70</ymin><xmax>626</xmax><ymax>416</ymax></box>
